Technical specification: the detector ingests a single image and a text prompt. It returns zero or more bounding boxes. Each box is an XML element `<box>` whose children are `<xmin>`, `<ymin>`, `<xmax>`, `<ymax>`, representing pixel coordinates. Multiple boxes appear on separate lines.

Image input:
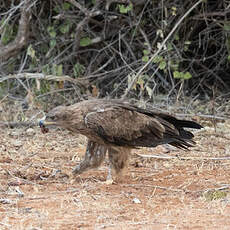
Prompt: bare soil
<box><xmin>0</xmin><ymin>121</ymin><xmax>230</xmax><ymax>230</ymax></box>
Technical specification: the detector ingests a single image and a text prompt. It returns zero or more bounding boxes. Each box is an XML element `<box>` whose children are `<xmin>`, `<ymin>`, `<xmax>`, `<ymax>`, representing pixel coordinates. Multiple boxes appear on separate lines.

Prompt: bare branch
<box><xmin>0</xmin><ymin>72</ymin><xmax>86</xmax><ymax>85</ymax></box>
<box><xmin>0</xmin><ymin>0</ymin><xmax>32</xmax><ymax>61</ymax></box>
<box><xmin>136</xmin><ymin>153</ymin><xmax>230</xmax><ymax>161</ymax></box>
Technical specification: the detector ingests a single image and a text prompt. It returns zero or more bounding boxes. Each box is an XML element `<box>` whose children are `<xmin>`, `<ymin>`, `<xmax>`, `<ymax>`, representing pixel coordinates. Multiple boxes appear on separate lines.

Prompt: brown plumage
<box><xmin>39</xmin><ymin>99</ymin><xmax>202</xmax><ymax>181</ymax></box>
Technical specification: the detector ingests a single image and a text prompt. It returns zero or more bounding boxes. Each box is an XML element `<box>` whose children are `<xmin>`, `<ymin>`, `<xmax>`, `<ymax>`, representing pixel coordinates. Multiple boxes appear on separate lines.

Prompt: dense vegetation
<box><xmin>0</xmin><ymin>0</ymin><xmax>230</xmax><ymax>106</ymax></box>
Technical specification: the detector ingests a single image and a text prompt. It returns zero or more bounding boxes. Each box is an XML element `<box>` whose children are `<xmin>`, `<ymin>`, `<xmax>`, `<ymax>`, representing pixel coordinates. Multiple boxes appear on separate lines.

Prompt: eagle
<box><xmin>39</xmin><ymin>99</ymin><xmax>202</xmax><ymax>182</ymax></box>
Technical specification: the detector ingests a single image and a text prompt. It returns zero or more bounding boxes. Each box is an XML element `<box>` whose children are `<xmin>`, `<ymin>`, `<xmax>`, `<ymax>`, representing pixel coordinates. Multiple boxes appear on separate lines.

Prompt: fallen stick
<box><xmin>136</xmin><ymin>153</ymin><xmax>230</xmax><ymax>161</ymax></box>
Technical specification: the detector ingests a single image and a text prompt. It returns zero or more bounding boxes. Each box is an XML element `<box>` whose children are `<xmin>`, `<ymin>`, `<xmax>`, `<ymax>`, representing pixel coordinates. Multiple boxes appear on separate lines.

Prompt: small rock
<box><xmin>225</xmin><ymin>148</ymin><xmax>230</xmax><ymax>155</ymax></box>
<box><xmin>10</xmin><ymin>130</ymin><xmax>22</xmax><ymax>136</ymax></box>
<box><xmin>15</xmin><ymin>186</ymin><xmax>24</xmax><ymax>197</ymax></box>
<box><xmin>0</xmin><ymin>198</ymin><xmax>11</xmax><ymax>204</ymax></box>
<box><xmin>26</xmin><ymin>128</ymin><xmax>35</xmax><ymax>136</ymax></box>
<box><xmin>1</xmin><ymin>145</ymin><xmax>6</xmax><ymax>151</ymax></box>
<box><xmin>13</xmin><ymin>140</ymin><xmax>23</xmax><ymax>147</ymax></box>
<box><xmin>163</xmin><ymin>162</ymin><xmax>171</xmax><ymax>168</ymax></box>
<box><xmin>132</xmin><ymin>197</ymin><xmax>141</xmax><ymax>204</ymax></box>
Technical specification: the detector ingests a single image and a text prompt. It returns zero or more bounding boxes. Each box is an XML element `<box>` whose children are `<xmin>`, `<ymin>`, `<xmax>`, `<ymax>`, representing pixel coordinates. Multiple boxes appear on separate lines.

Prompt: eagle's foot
<box><xmin>72</xmin><ymin>165</ymin><xmax>83</xmax><ymax>175</ymax></box>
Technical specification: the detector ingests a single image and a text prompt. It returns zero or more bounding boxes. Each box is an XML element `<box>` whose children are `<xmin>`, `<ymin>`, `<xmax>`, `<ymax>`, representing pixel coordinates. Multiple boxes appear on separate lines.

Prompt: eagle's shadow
<box><xmin>72</xmin><ymin>171</ymin><xmax>131</xmax><ymax>185</ymax></box>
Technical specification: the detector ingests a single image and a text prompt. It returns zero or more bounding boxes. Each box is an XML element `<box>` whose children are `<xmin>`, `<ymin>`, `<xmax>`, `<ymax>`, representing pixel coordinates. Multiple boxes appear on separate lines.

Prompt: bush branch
<box><xmin>0</xmin><ymin>0</ymin><xmax>31</xmax><ymax>61</ymax></box>
<box><xmin>123</xmin><ymin>0</ymin><xmax>204</xmax><ymax>98</ymax></box>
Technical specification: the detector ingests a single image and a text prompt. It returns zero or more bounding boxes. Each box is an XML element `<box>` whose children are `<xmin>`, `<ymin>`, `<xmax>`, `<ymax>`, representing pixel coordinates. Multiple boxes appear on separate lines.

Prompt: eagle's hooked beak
<box><xmin>39</xmin><ymin>115</ymin><xmax>57</xmax><ymax>127</ymax></box>
<box><xmin>39</xmin><ymin>115</ymin><xmax>56</xmax><ymax>134</ymax></box>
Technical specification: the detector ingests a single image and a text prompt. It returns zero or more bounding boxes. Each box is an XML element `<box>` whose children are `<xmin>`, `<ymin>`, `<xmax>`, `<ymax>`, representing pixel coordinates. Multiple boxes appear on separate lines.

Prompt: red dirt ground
<box><xmin>0</xmin><ymin>120</ymin><xmax>230</xmax><ymax>230</ymax></box>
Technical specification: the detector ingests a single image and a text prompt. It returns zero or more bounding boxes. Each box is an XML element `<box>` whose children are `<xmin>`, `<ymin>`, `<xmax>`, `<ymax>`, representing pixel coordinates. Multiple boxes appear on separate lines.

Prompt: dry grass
<box><xmin>0</xmin><ymin>120</ymin><xmax>230</xmax><ymax>230</ymax></box>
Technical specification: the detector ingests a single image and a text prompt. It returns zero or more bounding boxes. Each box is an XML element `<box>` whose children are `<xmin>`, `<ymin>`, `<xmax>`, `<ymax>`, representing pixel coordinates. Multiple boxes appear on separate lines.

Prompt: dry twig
<box><xmin>136</xmin><ymin>153</ymin><xmax>230</xmax><ymax>161</ymax></box>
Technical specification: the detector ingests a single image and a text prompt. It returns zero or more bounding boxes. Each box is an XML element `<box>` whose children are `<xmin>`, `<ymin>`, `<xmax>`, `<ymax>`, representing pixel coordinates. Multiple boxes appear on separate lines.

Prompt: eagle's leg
<box><xmin>72</xmin><ymin>140</ymin><xmax>107</xmax><ymax>175</ymax></box>
<box><xmin>107</xmin><ymin>147</ymin><xmax>130</xmax><ymax>182</ymax></box>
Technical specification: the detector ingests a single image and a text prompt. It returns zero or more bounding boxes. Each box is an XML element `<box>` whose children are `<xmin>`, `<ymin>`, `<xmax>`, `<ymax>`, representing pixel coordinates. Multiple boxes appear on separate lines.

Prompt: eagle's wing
<box><xmin>84</xmin><ymin>106</ymin><xmax>180</xmax><ymax>148</ymax></box>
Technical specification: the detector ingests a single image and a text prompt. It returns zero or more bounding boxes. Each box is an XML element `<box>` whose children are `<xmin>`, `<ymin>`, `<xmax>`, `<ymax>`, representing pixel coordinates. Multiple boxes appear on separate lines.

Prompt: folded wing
<box><xmin>84</xmin><ymin>104</ymin><xmax>200</xmax><ymax>149</ymax></box>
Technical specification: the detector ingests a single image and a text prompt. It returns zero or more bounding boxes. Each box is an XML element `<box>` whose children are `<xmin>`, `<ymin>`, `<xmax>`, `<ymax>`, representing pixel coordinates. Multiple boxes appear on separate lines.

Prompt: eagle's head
<box><xmin>39</xmin><ymin>106</ymin><xmax>67</xmax><ymax>133</ymax></box>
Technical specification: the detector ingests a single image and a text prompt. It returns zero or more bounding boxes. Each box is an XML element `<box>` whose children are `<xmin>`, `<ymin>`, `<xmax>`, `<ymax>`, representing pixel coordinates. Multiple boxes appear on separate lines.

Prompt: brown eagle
<box><xmin>39</xmin><ymin>99</ymin><xmax>202</xmax><ymax>182</ymax></box>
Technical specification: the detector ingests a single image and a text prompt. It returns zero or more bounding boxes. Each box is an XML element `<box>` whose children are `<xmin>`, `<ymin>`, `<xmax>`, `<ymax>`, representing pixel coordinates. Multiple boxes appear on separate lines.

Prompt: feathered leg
<box><xmin>107</xmin><ymin>147</ymin><xmax>130</xmax><ymax>183</ymax></box>
<box><xmin>72</xmin><ymin>140</ymin><xmax>107</xmax><ymax>175</ymax></box>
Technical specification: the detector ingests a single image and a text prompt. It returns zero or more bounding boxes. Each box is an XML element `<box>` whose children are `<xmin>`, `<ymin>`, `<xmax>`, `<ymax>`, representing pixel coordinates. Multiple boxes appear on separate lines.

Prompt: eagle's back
<box><xmin>63</xmin><ymin>99</ymin><xmax>202</xmax><ymax>149</ymax></box>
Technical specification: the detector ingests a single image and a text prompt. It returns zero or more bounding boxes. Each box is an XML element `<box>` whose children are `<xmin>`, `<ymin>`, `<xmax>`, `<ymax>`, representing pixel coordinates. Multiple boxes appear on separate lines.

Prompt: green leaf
<box><xmin>142</xmin><ymin>56</ymin><xmax>149</xmax><ymax>62</ymax></box>
<box><xmin>146</xmin><ymin>85</ymin><xmax>153</xmax><ymax>98</ymax></box>
<box><xmin>1</xmin><ymin>22</ymin><xmax>14</xmax><ymax>45</ymax></box>
<box><xmin>184</xmin><ymin>71</ymin><xmax>192</xmax><ymax>80</ymax></box>
<box><xmin>174</xmin><ymin>33</ymin><xmax>179</xmax><ymax>41</ymax></box>
<box><xmin>59</xmin><ymin>23</ymin><xmax>70</xmax><ymax>34</ymax></box>
<box><xmin>184</xmin><ymin>41</ymin><xmax>191</xmax><ymax>45</ymax></box>
<box><xmin>224</xmin><ymin>22</ymin><xmax>230</xmax><ymax>31</ymax></box>
<box><xmin>47</xmin><ymin>26</ymin><xmax>56</xmax><ymax>38</ymax></box>
<box><xmin>143</xmin><ymin>49</ymin><xmax>150</xmax><ymax>55</ymax></box>
<box><xmin>167</xmin><ymin>43</ymin><xmax>173</xmax><ymax>51</ymax></box>
<box><xmin>63</xmin><ymin>2</ymin><xmax>70</xmax><ymax>10</ymax></box>
<box><xmin>54</xmin><ymin>6</ymin><xmax>60</xmax><ymax>13</ymax></box>
<box><xmin>153</xmin><ymin>56</ymin><xmax>163</xmax><ymax>63</ymax></box>
<box><xmin>171</xmin><ymin>6</ymin><xmax>177</xmax><ymax>16</ymax></box>
<box><xmin>51</xmin><ymin>64</ymin><xmax>63</xmax><ymax>76</ymax></box>
<box><xmin>159</xmin><ymin>61</ymin><xmax>166</xmax><ymax>70</ymax></box>
<box><xmin>173</xmin><ymin>71</ymin><xmax>192</xmax><ymax>80</ymax></box>
<box><xmin>73</xmin><ymin>63</ymin><xmax>85</xmax><ymax>78</ymax></box>
<box><xmin>27</xmin><ymin>45</ymin><xmax>36</xmax><ymax>59</ymax></box>
<box><xmin>118</xmin><ymin>4</ymin><xmax>133</xmax><ymax>14</ymax></box>
<box><xmin>173</xmin><ymin>71</ymin><xmax>181</xmax><ymax>79</ymax></box>
<box><xmin>52</xmin><ymin>64</ymin><xmax>57</xmax><ymax>75</ymax></box>
<box><xmin>80</xmin><ymin>37</ymin><xmax>92</xmax><ymax>47</ymax></box>
<box><xmin>49</xmin><ymin>39</ymin><xmax>56</xmax><ymax>48</ymax></box>
<box><xmin>40</xmin><ymin>44</ymin><xmax>49</xmax><ymax>54</ymax></box>
<box><xmin>57</xmin><ymin>64</ymin><xmax>63</xmax><ymax>76</ymax></box>
<box><xmin>42</xmin><ymin>65</ymin><xmax>50</xmax><ymax>74</ymax></box>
